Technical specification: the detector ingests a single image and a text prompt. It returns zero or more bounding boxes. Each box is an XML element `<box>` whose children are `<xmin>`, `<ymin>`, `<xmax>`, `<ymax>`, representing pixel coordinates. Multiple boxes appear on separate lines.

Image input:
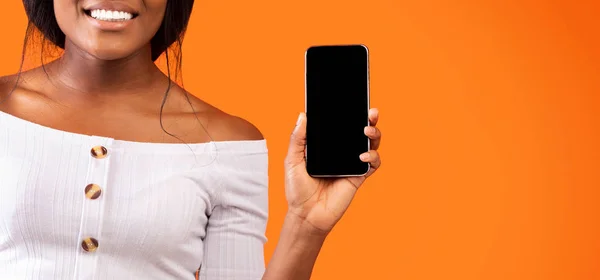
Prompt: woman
<box><xmin>0</xmin><ymin>0</ymin><xmax>382</xmax><ymax>279</ymax></box>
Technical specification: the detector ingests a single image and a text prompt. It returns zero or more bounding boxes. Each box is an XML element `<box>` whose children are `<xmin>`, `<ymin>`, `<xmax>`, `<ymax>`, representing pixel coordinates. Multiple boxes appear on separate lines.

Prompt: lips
<box><xmin>82</xmin><ymin>2</ymin><xmax>140</xmax><ymax>31</ymax></box>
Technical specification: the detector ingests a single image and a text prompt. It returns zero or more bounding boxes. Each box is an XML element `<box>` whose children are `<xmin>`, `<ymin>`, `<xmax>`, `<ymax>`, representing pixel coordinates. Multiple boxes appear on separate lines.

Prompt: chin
<box><xmin>65</xmin><ymin>36</ymin><xmax>144</xmax><ymax>62</ymax></box>
<box><xmin>88</xmin><ymin>50</ymin><xmax>138</xmax><ymax>61</ymax></box>
<box><xmin>84</xmin><ymin>42</ymin><xmax>144</xmax><ymax>62</ymax></box>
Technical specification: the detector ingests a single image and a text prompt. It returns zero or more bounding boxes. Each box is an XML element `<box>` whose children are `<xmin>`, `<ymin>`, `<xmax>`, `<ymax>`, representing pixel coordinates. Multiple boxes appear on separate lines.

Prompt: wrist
<box><xmin>274</xmin><ymin>211</ymin><xmax>329</xmax><ymax>256</ymax></box>
<box><xmin>284</xmin><ymin>210</ymin><xmax>330</xmax><ymax>240</ymax></box>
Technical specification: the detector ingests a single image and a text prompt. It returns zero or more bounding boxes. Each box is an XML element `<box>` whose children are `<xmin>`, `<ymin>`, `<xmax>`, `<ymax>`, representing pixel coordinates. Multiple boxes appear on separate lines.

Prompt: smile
<box><xmin>85</xmin><ymin>9</ymin><xmax>138</xmax><ymax>21</ymax></box>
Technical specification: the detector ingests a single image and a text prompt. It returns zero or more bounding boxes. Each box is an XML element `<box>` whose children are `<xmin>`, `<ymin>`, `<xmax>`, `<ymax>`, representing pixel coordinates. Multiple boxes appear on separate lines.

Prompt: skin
<box><xmin>0</xmin><ymin>0</ymin><xmax>382</xmax><ymax>279</ymax></box>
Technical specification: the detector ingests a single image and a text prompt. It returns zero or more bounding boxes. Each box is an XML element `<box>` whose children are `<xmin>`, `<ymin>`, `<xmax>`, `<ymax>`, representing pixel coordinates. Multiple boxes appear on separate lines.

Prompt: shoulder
<box><xmin>0</xmin><ymin>74</ymin><xmax>18</xmax><ymax>97</ymax></box>
<box><xmin>0</xmin><ymin>69</ymin><xmax>45</xmax><ymax>102</ymax></box>
<box><xmin>207</xmin><ymin>110</ymin><xmax>264</xmax><ymax>142</ymax></box>
<box><xmin>173</xmin><ymin>88</ymin><xmax>264</xmax><ymax>142</ymax></box>
<box><xmin>0</xmin><ymin>73</ymin><xmax>17</xmax><ymax>85</ymax></box>
<box><xmin>0</xmin><ymin>74</ymin><xmax>28</xmax><ymax>109</ymax></box>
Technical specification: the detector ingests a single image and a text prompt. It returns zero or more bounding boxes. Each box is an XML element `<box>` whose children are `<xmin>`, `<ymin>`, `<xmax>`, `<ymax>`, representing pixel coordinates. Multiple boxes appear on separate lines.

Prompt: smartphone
<box><xmin>304</xmin><ymin>44</ymin><xmax>370</xmax><ymax>177</ymax></box>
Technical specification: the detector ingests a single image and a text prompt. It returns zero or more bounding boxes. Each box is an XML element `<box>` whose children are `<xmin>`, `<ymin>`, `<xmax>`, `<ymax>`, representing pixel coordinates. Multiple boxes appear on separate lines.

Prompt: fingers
<box><xmin>366</xmin><ymin>108</ymin><xmax>381</xmax><ymax>150</ymax></box>
<box><xmin>285</xmin><ymin>112</ymin><xmax>307</xmax><ymax>169</ymax></box>
<box><xmin>368</xmin><ymin>108</ymin><xmax>379</xmax><ymax>126</ymax></box>
<box><xmin>364</xmin><ymin>125</ymin><xmax>381</xmax><ymax>150</ymax></box>
<box><xmin>359</xmin><ymin>149</ymin><xmax>381</xmax><ymax>177</ymax></box>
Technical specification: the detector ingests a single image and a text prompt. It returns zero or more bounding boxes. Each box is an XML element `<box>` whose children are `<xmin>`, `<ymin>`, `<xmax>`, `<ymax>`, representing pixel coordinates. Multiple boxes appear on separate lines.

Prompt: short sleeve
<box><xmin>199</xmin><ymin>145</ymin><xmax>269</xmax><ymax>280</ymax></box>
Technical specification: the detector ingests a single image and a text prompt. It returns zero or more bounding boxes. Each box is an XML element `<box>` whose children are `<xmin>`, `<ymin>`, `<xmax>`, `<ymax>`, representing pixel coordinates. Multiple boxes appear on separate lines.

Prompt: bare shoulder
<box><xmin>205</xmin><ymin>107</ymin><xmax>264</xmax><ymax>142</ymax></box>
<box><xmin>0</xmin><ymin>68</ymin><xmax>45</xmax><ymax>100</ymax></box>
<box><xmin>176</xmin><ymin>89</ymin><xmax>264</xmax><ymax>142</ymax></box>
<box><xmin>0</xmin><ymin>74</ymin><xmax>28</xmax><ymax>109</ymax></box>
<box><xmin>0</xmin><ymin>74</ymin><xmax>19</xmax><ymax>97</ymax></box>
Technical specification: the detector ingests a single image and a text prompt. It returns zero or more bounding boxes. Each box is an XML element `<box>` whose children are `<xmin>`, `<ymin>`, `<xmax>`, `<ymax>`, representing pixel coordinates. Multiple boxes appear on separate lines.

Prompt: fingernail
<box><xmin>296</xmin><ymin>113</ymin><xmax>303</xmax><ymax>126</ymax></box>
<box><xmin>360</xmin><ymin>153</ymin><xmax>369</xmax><ymax>161</ymax></box>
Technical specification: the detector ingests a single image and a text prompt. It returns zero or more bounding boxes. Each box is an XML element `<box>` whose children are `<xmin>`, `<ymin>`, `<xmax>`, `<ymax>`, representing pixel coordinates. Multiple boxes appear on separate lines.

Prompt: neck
<box><xmin>49</xmin><ymin>39</ymin><xmax>165</xmax><ymax>95</ymax></box>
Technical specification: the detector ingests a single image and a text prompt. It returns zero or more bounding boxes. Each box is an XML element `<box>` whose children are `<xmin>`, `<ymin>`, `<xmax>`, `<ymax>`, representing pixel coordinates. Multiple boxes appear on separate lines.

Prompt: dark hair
<box><xmin>22</xmin><ymin>0</ymin><xmax>195</xmax><ymax>62</ymax></box>
<box><xmin>16</xmin><ymin>0</ymin><xmax>205</xmax><ymax>145</ymax></box>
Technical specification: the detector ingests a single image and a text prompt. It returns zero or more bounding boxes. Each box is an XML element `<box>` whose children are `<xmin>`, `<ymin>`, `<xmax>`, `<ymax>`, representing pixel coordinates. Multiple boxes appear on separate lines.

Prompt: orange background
<box><xmin>2</xmin><ymin>1</ymin><xmax>600</xmax><ymax>279</ymax></box>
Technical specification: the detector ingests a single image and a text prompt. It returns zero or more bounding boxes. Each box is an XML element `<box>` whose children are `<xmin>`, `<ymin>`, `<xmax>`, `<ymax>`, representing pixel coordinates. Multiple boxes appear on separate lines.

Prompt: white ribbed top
<box><xmin>0</xmin><ymin>110</ymin><xmax>269</xmax><ymax>280</ymax></box>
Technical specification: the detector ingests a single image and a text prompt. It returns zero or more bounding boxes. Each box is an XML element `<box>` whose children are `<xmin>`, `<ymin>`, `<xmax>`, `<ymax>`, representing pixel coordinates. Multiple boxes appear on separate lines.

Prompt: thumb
<box><xmin>285</xmin><ymin>112</ymin><xmax>307</xmax><ymax>168</ymax></box>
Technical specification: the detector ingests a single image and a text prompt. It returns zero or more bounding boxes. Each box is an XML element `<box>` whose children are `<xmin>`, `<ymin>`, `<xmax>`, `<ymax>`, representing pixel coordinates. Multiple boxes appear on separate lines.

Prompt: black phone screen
<box><xmin>305</xmin><ymin>45</ymin><xmax>370</xmax><ymax>177</ymax></box>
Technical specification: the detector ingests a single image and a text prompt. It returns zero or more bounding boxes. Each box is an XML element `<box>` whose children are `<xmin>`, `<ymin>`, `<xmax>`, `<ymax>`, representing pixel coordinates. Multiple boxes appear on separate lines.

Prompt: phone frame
<box><xmin>304</xmin><ymin>44</ymin><xmax>371</xmax><ymax>178</ymax></box>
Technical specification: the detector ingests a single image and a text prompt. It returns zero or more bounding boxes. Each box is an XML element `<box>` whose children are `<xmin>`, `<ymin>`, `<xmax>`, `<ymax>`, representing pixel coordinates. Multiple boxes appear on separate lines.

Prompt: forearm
<box><xmin>262</xmin><ymin>212</ymin><xmax>328</xmax><ymax>280</ymax></box>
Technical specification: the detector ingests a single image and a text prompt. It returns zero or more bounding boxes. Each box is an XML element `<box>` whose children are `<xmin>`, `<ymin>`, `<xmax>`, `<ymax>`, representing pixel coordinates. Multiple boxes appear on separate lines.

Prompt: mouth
<box><xmin>83</xmin><ymin>2</ymin><xmax>140</xmax><ymax>22</ymax></box>
<box><xmin>84</xmin><ymin>9</ymin><xmax>139</xmax><ymax>21</ymax></box>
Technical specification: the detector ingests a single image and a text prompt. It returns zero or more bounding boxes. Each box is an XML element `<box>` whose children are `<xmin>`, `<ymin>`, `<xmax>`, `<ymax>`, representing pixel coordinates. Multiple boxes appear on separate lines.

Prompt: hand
<box><xmin>284</xmin><ymin>108</ymin><xmax>382</xmax><ymax>234</ymax></box>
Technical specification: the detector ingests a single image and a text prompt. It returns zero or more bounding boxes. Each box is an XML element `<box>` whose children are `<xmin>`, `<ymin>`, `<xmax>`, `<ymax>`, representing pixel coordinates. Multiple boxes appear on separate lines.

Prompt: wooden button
<box><xmin>90</xmin><ymin>146</ymin><xmax>108</xmax><ymax>159</ymax></box>
<box><xmin>81</xmin><ymin>237</ymin><xmax>99</xmax><ymax>252</ymax></box>
<box><xmin>85</xmin><ymin>184</ymin><xmax>102</xmax><ymax>200</ymax></box>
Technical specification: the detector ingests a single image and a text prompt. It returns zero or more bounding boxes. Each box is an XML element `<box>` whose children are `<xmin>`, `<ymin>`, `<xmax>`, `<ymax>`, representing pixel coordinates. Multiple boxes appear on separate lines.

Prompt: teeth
<box><xmin>89</xmin><ymin>9</ymin><xmax>133</xmax><ymax>21</ymax></box>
